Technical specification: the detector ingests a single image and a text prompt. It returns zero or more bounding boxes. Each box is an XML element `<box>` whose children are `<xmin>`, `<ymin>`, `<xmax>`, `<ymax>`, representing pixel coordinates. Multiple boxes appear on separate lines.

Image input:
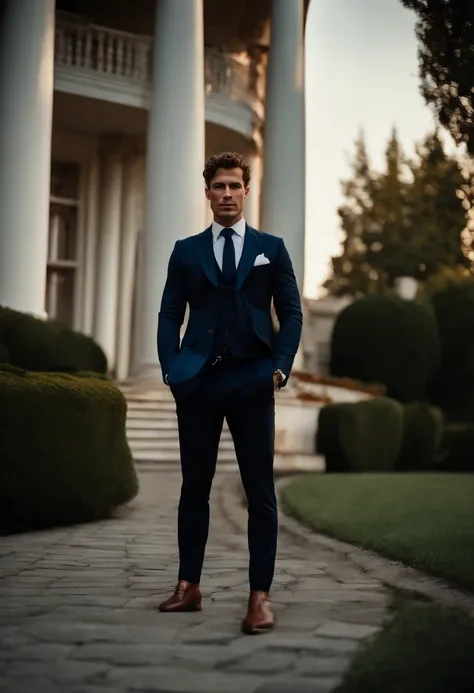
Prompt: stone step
<box><xmin>135</xmin><ymin>459</ymin><xmax>238</xmax><ymax>472</ymax></box>
<box><xmin>130</xmin><ymin>438</ymin><xmax>235</xmax><ymax>451</ymax></box>
<box><xmin>132</xmin><ymin>449</ymin><xmax>237</xmax><ymax>463</ymax></box>
<box><xmin>124</xmin><ymin>393</ymin><xmax>174</xmax><ymax>403</ymax></box>
<box><xmin>126</xmin><ymin>400</ymin><xmax>176</xmax><ymax>412</ymax></box>
<box><xmin>126</xmin><ymin>427</ymin><xmax>233</xmax><ymax>441</ymax></box>
<box><xmin>126</xmin><ymin>418</ymin><xmax>179</xmax><ymax>430</ymax></box>
<box><xmin>126</xmin><ymin>417</ymin><xmax>232</xmax><ymax>432</ymax></box>
<box><xmin>126</xmin><ymin>407</ymin><xmax>177</xmax><ymax>420</ymax></box>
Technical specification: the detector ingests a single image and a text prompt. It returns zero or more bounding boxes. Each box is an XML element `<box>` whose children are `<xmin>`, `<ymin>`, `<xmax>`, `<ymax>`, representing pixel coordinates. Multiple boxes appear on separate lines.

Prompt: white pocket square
<box><xmin>254</xmin><ymin>253</ymin><xmax>271</xmax><ymax>267</ymax></box>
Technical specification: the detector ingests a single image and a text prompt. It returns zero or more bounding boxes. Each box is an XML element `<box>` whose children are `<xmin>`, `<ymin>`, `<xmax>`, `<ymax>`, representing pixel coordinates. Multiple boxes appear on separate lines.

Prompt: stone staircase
<box><xmin>120</xmin><ymin>382</ymin><xmax>237</xmax><ymax>468</ymax></box>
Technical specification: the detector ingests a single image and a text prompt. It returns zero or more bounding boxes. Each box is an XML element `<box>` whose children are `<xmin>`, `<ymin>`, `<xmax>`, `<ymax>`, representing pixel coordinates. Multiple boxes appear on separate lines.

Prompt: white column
<box><xmin>116</xmin><ymin>154</ymin><xmax>141</xmax><ymax>382</ymax></box>
<box><xmin>82</xmin><ymin>157</ymin><xmax>100</xmax><ymax>336</ymax></box>
<box><xmin>246</xmin><ymin>149</ymin><xmax>262</xmax><ymax>228</ymax></box>
<box><xmin>0</xmin><ymin>0</ymin><xmax>55</xmax><ymax>317</ymax></box>
<box><xmin>139</xmin><ymin>0</ymin><xmax>205</xmax><ymax>373</ymax></box>
<box><xmin>93</xmin><ymin>152</ymin><xmax>123</xmax><ymax>372</ymax></box>
<box><xmin>261</xmin><ymin>0</ymin><xmax>306</xmax><ymax>291</ymax></box>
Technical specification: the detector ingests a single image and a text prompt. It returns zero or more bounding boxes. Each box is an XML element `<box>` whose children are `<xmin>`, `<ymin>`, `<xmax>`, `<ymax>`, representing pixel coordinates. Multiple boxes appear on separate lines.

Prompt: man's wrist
<box><xmin>273</xmin><ymin>369</ymin><xmax>286</xmax><ymax>388</ymax></box>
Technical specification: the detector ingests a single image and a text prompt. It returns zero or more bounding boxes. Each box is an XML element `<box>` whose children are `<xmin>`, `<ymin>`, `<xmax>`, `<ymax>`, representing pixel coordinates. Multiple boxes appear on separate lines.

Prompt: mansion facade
<box><xmin>0</xmin><ymin>0</ymin><xmax>309</xmax><ymax>381</ymax></box>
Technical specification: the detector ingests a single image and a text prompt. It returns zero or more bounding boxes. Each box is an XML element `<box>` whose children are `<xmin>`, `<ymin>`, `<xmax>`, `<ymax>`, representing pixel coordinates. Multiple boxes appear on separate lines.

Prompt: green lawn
<box><xmin>281</xmin><ymin>473</ymin><xmax>474</xmax><ymax>591</ymax></box>
<box><xmin>335</xmin><ymin>601</ymin><xmax>474</xmax><ymax>693</ymax></box>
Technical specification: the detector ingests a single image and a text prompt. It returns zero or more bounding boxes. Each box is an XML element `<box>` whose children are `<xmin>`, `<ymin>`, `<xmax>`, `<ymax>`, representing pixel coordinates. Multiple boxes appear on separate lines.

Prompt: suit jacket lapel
<box><xmin>195</xmin><ymin>226</ymin><xmax>219</xmax><ymax>288</ymax></box>
<box><xmin>236</xmin><ymin>225</ymin><xmax>262</xmax><ymax>289</ymax></box>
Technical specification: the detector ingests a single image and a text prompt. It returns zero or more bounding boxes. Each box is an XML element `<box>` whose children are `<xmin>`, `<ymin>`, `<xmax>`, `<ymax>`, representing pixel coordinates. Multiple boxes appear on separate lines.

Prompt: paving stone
<box><xmin>0</xmin><ymin>674</ymin><xmax>60</xmax><ymax>693</ymax></box>
<box><xmin>295</xmin><ymin>655</ymin><xmax>352</xmax><ymax>677</ymax></box>
<box><xmin>256</xmin><ymin>681</ymin><xmax>334</xmax><ymax>693</ymax></box>
<box><xmin>315</xmin><ymin>621</ymin><xmax>381</xmax><ymax>640</ymax></box>
<box><xmin>70</xmin><ymin>642</ymin><xmax>170</xmax><ymax>666</ymax></box>
<box><xmin>227</xmin><ymin>652</ymin><xmax>295</xmax><ymax>674</ymax></box>
<box><xmin>104</xmin><ymin>665</ymin><xmax>263</xmax><ymax>693</ymax></box>
<box><xmin>0</xmin><ymin>643</ymin><xmax>73</xmax><ymax>662</ymax></box>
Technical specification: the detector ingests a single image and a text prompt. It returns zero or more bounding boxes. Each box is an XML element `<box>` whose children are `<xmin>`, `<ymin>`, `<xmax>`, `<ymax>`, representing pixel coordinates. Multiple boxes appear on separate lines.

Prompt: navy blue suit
<box><xmin>157</xmin><ymin>224</ymin><xmax>302</xmax><ymax>590</ymax></box>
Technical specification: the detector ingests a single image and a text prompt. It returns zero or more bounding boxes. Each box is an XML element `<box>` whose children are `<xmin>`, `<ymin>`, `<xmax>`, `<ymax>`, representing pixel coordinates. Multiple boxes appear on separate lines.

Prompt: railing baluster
<box><xmin>65</xmin><ymin>28</ymin><xmax>73</xmax><ymax>65</ymax></box>
<box><xmin>116</xmin><ymin>36</ymin><xmax>124</xmax><ymax>76</ymax></box>
<box><xmin>106</xmin><ymin>35</ymin><xmax>114</xmax><ymax>73</ymax></box>
<box><xmin>97</xmin><ymin>31</ymin><xmax>105</xmax><ymax>72</ymax></box>
<box><xmin>84</xmin><ymin>29</ymin><xmax>92</xmax><ymax>70</ymax></box>
<box><xmin>75</xmin><ymin>27</ymin><xmax>83</xmax><ymax>67</ymax></box>
<box><xmin>55</xmin><ymin>27</ymin><xmax>65</xmax><ymax>63</ymax></box>
<box><xmin>125</xmin><ymin>38</ymin><xmax>133</xmax><ymax>77</ymax></box>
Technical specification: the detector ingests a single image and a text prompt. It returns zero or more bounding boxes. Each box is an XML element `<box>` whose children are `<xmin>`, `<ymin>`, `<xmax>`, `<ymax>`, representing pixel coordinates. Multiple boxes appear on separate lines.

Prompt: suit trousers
<box><xmin>174</xmin><ymin>355</ymin><xmax>277</xmax><ymax>591</ymax></box>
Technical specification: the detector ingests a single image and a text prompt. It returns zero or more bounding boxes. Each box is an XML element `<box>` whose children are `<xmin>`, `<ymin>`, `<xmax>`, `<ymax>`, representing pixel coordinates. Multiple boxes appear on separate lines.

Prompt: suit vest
<box><xmin>211</xmin><ymin>262</ymin><xmax>269</xmax><ymax>361</ymax></box>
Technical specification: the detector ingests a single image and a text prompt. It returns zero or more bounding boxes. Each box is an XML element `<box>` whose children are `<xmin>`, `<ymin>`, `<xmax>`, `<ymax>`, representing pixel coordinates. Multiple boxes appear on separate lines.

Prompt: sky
<box><xmin>304</xmin><ymin>0</ymin><xmax>441</xmax><ymax>298</ymax></box>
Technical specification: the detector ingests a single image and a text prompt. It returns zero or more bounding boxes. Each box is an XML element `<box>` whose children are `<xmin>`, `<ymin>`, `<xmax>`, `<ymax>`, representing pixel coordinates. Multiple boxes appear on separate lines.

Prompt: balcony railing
<box><xmin>55</xmin><ymin>15</ymin><xmax>152</xmax><ymax>84</ymax></box>
<box><xmin>54</xmin><ymin>14</ymin><xmax>263</xmax><ymax>114</ymax></box>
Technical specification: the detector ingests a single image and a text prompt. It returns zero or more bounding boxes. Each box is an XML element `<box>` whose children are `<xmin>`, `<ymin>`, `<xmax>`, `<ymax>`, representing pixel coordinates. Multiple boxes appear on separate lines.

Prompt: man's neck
<box><xmin>213</xmin><ymin>213</ymin><xmax>244</xmax><ymax>228</ymax></box>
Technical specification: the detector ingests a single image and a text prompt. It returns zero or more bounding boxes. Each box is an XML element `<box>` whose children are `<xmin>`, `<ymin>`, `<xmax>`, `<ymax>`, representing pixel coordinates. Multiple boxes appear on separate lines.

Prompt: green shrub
<box><xmin>397</xmin><ymin>403</ymin><xmax>444</xmax><ymax>471</ymax></box>
<box><xmin>330</xmin><ymin>296</ymin><xmax>441</xmax><ymax>403</ymax></box>
<box><xmin>436</xmin><ymin>424</ymin><xmax>474</xmax><ymax>472</ymax></box>
<box><xmin>429</xmin><ymin>282</ymin><xmax>474</xmax><ymax>421</ymax></box>
<box><xmin>317</xmin><ymin>397</ymin><xmax>404</xmax><ymax>472</ymax></box>
<box><xmin>0</xmin><ymin>369</ymin><xmax>138</xmax><ymax>533</ymax></box>
<box><xmin>0</xmin><ymin>306</ymin><xmax>107</xmax><ymax>374</ymax></box>
<box><xmin>0</xmin><ymin>339</ymin><xmax>9</xmax><ymax>365</ymax></box>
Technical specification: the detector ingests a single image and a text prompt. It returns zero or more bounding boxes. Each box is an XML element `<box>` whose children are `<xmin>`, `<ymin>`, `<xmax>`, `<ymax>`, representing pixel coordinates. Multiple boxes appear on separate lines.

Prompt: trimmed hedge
<box><xmin>0</xmin><ymin>366</ymin><xmax>137</xmax><ymax>533</ymax></box>
<box><xmin>396</xmin><ymin>403</ymin><xmax>444</xmax><ymax>471</ymax></box>
<box><xmin>316</xmin><ymin>397</ymin><xmax>404</xmax><ymax>472</ymax></box>
<box><xmin>436</xmin><ymin>424</ymin><xmax>474</xmax><ymax>472</ymax></box>
<box><xmin>0</xmin><ymin>306</ymin><xmax>107</xmax><ymax>374</ymax></box>
<box><xmin>330</xmin><ymin>296</ymin><xmax>441</xmax><ymax>403</ymax></box>
<box><xmin>429</xmin><ymin>283</ymin><xmax>474</xmax><ymax>421</ymax></box>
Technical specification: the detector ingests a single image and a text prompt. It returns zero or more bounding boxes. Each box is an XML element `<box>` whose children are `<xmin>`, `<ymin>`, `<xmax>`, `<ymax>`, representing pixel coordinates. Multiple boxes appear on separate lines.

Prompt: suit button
<box><xmin>208</xmin><ymin>329</ymin><xmax>215</xmax><ymax>336</ymax></box>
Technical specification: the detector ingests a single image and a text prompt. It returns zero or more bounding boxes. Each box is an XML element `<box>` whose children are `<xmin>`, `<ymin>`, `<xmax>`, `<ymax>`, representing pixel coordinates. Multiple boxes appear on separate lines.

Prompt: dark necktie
<box><xmin>220</xmin><ymin>227</ymin><xmax>236</xmax><ymax>284</ymax></box>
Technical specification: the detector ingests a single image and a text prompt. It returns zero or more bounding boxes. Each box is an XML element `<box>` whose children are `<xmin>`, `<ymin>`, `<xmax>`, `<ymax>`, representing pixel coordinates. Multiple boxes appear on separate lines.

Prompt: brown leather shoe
<box><xmin>158</xmin><ymin>580</ymin><xmax>202</xmax><ymax>613</ymax></box>
<box><xmin>241</xmin><ymin>590</ymin><xmax>275</xmax><ymax>634</ymax></box>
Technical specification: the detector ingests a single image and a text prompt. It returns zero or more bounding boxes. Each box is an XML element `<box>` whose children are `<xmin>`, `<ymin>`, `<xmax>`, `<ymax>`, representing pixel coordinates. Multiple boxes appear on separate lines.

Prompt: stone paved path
<box><xmin>0</xmin><ymin>470</ymin><xmax>392</xmax><ymax>693</ymax></box>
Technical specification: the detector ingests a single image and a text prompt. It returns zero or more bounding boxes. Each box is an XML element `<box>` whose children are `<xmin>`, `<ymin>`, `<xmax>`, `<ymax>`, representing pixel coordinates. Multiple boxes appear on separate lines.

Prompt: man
<box><xmin>157</xmin><ymin>152</ymin><xmax>302</xmax><ymax>634</ymax></box>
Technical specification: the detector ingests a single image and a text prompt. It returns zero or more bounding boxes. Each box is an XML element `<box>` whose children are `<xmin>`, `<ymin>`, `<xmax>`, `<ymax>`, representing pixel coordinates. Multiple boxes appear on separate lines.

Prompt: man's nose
<box><xmin>223</xmin><ymin>188</ymin><xmax>232</xmax><ymax>197</ymax></box>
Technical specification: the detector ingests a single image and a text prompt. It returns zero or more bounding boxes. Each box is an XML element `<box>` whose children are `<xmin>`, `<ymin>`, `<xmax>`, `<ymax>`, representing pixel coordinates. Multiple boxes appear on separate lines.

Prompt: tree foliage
<box><xmin>324</xmin><ymin>129</ymin><xmax>470</xmax><ymax>297</ymax></box>
<box><xmin>401</xmin><ymin>0</ymin><xmax>474</xmax><ymax>155</ymax></box>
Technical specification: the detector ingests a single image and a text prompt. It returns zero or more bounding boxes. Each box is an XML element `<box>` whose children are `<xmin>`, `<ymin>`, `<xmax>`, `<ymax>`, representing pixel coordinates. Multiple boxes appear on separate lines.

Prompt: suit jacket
<box><xmin>157</xmin><ymin>224</ymin><xmax>303</xmax><ymax>387</ymax></box>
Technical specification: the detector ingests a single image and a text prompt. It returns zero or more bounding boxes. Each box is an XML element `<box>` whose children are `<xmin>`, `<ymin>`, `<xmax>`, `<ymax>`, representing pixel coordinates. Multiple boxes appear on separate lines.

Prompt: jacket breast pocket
<box><xmin>245</xmin><ymin>263</ymin><xmax>273</xmax><ymax>297</ymax></box>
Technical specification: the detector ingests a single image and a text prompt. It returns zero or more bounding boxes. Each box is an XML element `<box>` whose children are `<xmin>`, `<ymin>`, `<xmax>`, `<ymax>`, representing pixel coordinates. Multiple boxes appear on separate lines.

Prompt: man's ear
<box><xmin>244</xmin><ymin>186</ymin><xmax>250</xmax><ymax>200</ymax></box>
<box><xmin>205</xmin><ymin>188</ymin><xmax>211</xmax><ymax>200</ymax></box>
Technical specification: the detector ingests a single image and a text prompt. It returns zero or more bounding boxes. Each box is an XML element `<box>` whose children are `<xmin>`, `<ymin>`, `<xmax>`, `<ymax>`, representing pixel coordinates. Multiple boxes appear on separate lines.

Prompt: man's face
<box><xmin>205</xmin><ymin>167</ymin><xmax>249</xmax><ymax>224</ymax></box>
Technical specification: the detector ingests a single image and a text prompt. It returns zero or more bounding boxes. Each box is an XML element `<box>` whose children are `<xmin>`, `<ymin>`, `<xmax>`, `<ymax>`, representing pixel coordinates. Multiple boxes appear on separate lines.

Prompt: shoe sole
<box><xmin>242</xmin><ymin>623</ymin><xmax>275</xmax><ymax>635</ymax></box>
<box><xmin>158</xmin><ymin>603</ymin><xmax>202</xmax><ymax>613</ymax></box>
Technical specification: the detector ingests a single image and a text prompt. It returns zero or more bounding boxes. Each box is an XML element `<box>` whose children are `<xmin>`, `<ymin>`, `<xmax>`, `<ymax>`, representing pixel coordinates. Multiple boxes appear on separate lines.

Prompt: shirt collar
<box><xmin>211</xmin><ymin>217</ymin><xmax>246</xmax><ymax>240</ymax></box>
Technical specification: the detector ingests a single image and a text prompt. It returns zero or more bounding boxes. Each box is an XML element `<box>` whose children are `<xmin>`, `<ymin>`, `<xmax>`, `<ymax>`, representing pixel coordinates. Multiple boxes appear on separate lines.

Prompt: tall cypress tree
<box><xmin>406</xmin><ymin>131</ymin><xmax>470</xmax><ymax>278</ymax></box>
<box><xmin>324</xmin><ymin>129</ymin><xmax>471</xmax><ymax>297</ymax></box>
<box><xmin>324</xmin><ymin>132</ymin><xmax>385</xmax><ymax>297</ymax></box>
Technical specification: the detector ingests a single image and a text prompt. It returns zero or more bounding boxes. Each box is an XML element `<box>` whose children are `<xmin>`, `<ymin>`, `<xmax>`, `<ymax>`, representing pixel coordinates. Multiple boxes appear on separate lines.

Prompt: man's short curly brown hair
<box><xmin>203</xmin><ymin>152</ymin><xmax>251</xmax><ymax>189</ymax></box>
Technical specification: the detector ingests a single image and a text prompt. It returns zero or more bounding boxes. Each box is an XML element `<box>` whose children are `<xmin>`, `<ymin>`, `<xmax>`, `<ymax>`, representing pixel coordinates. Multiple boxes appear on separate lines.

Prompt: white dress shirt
<box><xmin>211</xmin><ymin>217</ymin><xmax>246</xmax><ymax>270</ymax></box>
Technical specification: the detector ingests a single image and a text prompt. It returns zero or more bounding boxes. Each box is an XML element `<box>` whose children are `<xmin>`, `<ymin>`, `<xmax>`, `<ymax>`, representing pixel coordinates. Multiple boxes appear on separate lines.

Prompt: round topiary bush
<box><xmin>330</xmin><ymin>295</ymin><xmax>441</xmax><ymax>403</ymax></box>
<box><xmin>0</xmin><ymin>306</ymin><xmax>107</xmax><ymax>374</ymax></box>
<box><xmin>0</xmin><ymin>368</ymin><xmax>138</xmax><ymax>533</ymax></box>
<box><xmin>317</xmin><ymin>397</ymin><xmax>404</xmax><ymax>472</ymax></box>
<box><xmin>429</xmin><ymin>282</ymin><xmax>474</xmax><ymax>421</ymax></box>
